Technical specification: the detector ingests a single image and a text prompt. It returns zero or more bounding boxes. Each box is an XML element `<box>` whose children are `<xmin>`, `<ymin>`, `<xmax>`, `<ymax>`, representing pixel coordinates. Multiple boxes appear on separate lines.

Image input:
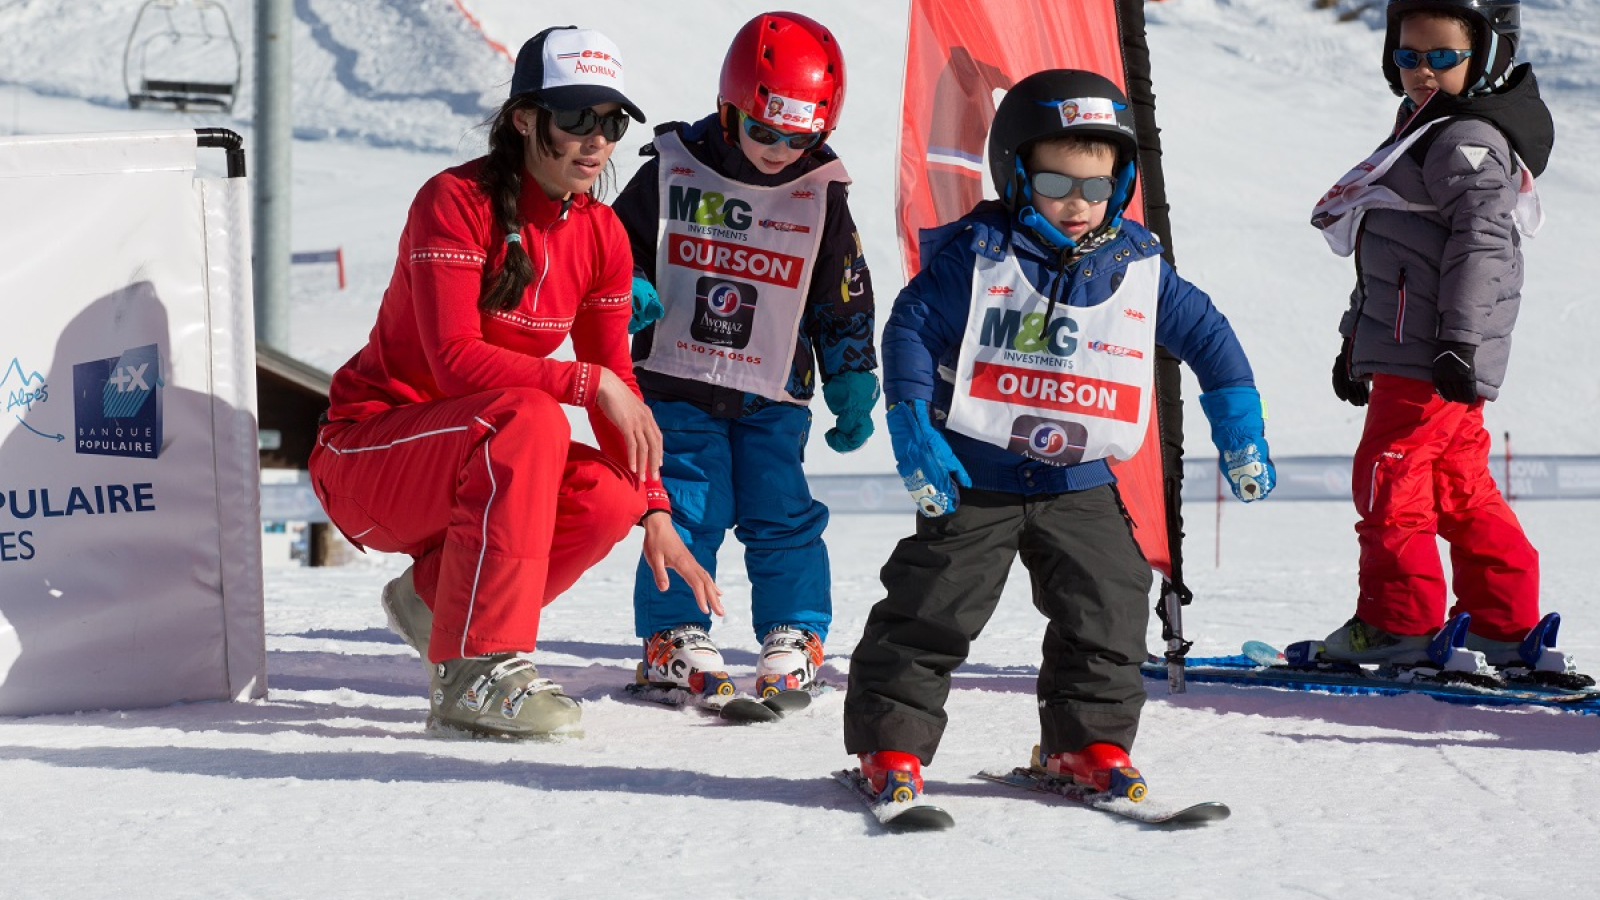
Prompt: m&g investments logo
<box><xmin>73</xmin><ymin>344</ymin><xmax>163</xmax><ymax>459</ymax></box>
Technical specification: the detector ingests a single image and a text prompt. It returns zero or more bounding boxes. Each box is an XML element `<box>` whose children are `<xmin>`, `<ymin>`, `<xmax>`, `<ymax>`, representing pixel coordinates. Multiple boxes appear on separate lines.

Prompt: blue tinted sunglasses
<box><xmin>739</xmin><ymin>111</ymin><xmax>824</xmax><ymax>150</ymax></box>
<box><xmin>1393</xmin><ymin>48</ymin><xmax>1472</xmax><ymax>71</ymax></box>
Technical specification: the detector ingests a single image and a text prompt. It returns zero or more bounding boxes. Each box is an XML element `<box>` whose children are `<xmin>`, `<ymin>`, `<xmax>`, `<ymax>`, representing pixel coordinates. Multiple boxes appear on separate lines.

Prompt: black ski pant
<box><xmin>843</xmin><ymin>485</ymin><xmax>1152</xmax><ymax>765</ymax></box>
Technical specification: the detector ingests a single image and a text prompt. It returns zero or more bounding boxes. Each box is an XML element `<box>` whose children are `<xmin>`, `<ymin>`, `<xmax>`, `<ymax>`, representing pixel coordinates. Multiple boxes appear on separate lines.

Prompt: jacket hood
<box><xmin>1396</xmin><ymin>63</ymin><xmax>1554</xmax><ymax>177</ymax></box>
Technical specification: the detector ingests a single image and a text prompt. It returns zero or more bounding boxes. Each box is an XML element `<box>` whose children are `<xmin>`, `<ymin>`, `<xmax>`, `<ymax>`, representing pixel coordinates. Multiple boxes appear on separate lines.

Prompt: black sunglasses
<box><xmin>1393</xmin><ymin>48</ymin><xmax>1472</xmax><ymax>71</ymax></box>
<box><xmin>740</xmin><ymin>111</ymin><xmax>824</xmax><ymax>150</ymax></box>
<box><xmin>540</xmin><ymin>105</ymin><xmax>631</xmax><ymax>141</ymax></box>
<box><xmin>1030</xmin><ymin>171</ymin><xmax>1116</xmax><ymax>203</ymax></box>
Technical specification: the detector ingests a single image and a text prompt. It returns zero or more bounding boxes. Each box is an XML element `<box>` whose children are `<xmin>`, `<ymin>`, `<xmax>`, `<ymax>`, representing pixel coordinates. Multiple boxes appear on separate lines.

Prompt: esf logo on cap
<box><xmin>511</xmin><ymin>26</ymin><xmax>645</xmax><ymax>122</ymax></box>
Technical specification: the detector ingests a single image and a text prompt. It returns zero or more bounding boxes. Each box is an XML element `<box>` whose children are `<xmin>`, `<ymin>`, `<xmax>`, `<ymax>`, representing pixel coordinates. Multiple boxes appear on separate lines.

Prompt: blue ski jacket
<box><xmin>886</xmin><ymin>202</ymin><xmax>1255</xmax><ymax>496</ymax></box>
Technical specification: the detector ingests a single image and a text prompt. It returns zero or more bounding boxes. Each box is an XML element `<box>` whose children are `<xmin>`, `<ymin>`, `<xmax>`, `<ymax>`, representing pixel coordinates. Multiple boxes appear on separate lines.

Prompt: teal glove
<box><xmin>629</xmin><ymin>276</ymin><xmax>664</xmax><ymax>334</ymax></box>
<box><xmin>1198</xmin><ymin>386</ymin><xmax>1276</xmax><ymax>503</ymax></box>
<box><xmin>823</xmin><ymin>371</ymin><xmax>880</xmax><ymax>453</ymax></box>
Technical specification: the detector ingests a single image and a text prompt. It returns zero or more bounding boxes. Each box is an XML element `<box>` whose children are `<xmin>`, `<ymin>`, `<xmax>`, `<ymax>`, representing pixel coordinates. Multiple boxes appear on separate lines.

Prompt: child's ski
<box><xmin>833</xmin><ymin>769</ymin><xmax>954</xmax><ymax>832</ymax></box>
<box><xmin>718</xmin><ymin>688</ymin><xmax>813</xmax><ymax>723</ymax></box>
<box><xmin>976</xmin><ymin>767</ymin><xmax>1229</xmax><ymax>826</ymax></box>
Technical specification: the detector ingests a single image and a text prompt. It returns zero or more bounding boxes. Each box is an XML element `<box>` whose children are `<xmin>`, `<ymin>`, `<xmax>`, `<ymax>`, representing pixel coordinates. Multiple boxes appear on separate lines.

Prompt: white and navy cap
<box><xmin>510</xmin><ymin>26</ymin><xmax>645</xmax><ymax>122</ymax></box>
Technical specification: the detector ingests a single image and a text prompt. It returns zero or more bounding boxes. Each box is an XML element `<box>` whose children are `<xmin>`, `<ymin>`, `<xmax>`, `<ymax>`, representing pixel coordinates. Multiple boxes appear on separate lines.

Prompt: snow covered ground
<box><xmin>3</xmin><ymin>1</ymin><xmax>1599</xmax><ymax>897</ymax></box>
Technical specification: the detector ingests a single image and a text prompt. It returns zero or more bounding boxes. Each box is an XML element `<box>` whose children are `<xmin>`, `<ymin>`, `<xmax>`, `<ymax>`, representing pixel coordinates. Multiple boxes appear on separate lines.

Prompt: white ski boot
<box><xmin>754</xmin><ymin>625</ymin><xmax>824</xmax><ymax>696</ymax></box>
<box><xmin>639</xmin><ymin>625</ymin><xmax>733</xmax><ymax>697</ymax></box>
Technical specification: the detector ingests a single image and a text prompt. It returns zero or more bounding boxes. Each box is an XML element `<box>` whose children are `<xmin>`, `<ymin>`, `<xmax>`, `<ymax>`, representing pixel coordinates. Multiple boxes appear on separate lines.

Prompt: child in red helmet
<box><xmin>611</xmin><ymin>12</ymin><xmax>878</xmax><ymax>700</ymax></box>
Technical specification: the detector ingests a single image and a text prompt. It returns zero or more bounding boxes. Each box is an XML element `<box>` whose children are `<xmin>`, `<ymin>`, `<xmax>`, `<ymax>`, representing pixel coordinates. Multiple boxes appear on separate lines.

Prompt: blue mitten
<box><xmin>1198</xmin><ymin>387</ymin><xmax>1276</xmax><ymax>503</ymax></box>
<box><xmin>886</xmin><ymin>400</ymin><xmax>971</xmax><ymax>517</ymax></box>
<box><xmin>823</xmin><ymin>371</ymin><xmax>880</xmax><ymax>453</ymax></box>
<box><xmin>629</xmin><ymin>276</ymin><xmax>664</xmax><ymax>334</ymax></box>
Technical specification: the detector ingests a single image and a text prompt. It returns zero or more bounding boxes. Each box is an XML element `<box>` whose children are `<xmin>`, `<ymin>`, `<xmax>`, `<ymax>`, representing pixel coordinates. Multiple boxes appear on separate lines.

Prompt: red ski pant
<box><xmin>1352</xmin><ymin>375</ymin><xmax>1538</xmax><ymax>640</ymax></box>
<box><xmin>310</xmin><ymin>387</ymin><xmax>644</xmax><ymax>661</ymax></box>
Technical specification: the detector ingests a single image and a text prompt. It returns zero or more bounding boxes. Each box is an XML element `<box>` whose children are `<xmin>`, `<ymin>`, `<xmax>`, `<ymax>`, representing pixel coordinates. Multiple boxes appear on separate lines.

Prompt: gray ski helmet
<box><xmin>1382</xmin><ymin>0</ymin><xmax>1520</xmax><ymax>97</ymax></box>
<box><xmin>986</xmin><ymin>69</ymin><xmax>1138</xmax><ymax>209</ymax></box>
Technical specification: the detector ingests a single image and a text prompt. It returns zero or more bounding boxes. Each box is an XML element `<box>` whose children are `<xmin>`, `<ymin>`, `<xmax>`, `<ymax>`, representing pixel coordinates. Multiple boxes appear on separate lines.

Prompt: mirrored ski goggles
<box><xmin>541</xmin><ymin>104</ymin><xmax>631</xmax><ymax>141</ymax></box>
<box><xmin>740</xmin><ymin>111</ymin><xmax>825</xmax><ymax>150</ymax></box>
<box><xmin>1030</xmin><ymin>171</ymin><xmax>1117</xmax><ymax>203</ymax></box>
<box><xmin>1393</xmin><ymin>47</ymin><xmax>1473</xmax><ymax>71</ymax></box>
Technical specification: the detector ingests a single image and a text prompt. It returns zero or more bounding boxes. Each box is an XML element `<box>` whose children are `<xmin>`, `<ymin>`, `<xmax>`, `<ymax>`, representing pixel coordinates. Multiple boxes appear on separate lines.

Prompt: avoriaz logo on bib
<box><xmin>692</xmin><ymin>277</ymin><xmax>758</xmax><ymax>348</ymax></box>
<box><xmin>1008</xmin><ymin>415</ymin><xmax>1087</xmax><ymax>467</ymax></box>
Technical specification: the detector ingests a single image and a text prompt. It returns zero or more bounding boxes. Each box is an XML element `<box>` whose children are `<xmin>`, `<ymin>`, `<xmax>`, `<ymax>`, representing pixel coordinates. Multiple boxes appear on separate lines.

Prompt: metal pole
<box><xmin>253</xmin><ymin>0</ymin><xmax>292</xmax><ymax>351</ymax></box>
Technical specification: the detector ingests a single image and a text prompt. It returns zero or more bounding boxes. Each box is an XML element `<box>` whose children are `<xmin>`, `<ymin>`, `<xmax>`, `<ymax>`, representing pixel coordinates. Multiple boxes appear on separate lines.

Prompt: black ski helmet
<box><xmin>1382</xmin><ymin>0</ymin><xmax>1520</xmax><ymax>97</ymax></box>
<box><xmin>987</xmin><ymin>69</ymin><xmax>1138</xmax><ymax>214</ymax></box>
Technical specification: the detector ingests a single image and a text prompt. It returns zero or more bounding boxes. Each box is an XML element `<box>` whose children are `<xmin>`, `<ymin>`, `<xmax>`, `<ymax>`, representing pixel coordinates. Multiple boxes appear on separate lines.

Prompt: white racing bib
<box><xmin>640</xmin><ymin>132</ymin><xmax>845</xmax><ymax>403</ymax></box>
<box><xmin>946</xmin><ymin>251</ymin><xmax>1159</xmax><ymax>465</ymax></box>
<box><xmin>1311</xmin><ymin>117</ymin><xmax>1543</xmax><ymax>257</ymax></box>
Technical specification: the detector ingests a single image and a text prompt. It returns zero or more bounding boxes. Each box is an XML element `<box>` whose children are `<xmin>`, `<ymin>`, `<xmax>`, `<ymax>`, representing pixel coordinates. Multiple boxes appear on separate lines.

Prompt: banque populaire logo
<box><xmin>73</xmin><ymin>344</ymin><xmax>163</xmax><ymax>460</ymax></box>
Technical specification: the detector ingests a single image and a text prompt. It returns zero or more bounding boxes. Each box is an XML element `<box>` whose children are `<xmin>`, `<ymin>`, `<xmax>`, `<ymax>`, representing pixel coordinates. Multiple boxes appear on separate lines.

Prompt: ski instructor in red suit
<box><xmin>311</xmin><ymin>26</ymin><xmax>721</xmax><ymax>740</ymax></box>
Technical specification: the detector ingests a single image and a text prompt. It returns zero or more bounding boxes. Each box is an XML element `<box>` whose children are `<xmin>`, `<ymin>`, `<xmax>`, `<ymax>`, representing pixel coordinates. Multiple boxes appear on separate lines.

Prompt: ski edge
<box><xmin>832</xmin><ymin>769</ymin><xmax>954</xmax><ymax>832</ymax></box>
<box><xmin>976</xmin><ymin>768</ymin><xmax>1230</xmax><ymax>826</ymax></box>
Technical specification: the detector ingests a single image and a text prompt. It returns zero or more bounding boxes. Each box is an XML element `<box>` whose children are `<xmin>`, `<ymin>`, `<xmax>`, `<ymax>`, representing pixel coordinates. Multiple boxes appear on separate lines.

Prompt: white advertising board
<box><xmin>0</xmin><ymin>130</ymin><xmax>265</xmax><ymax>715</ymax></box>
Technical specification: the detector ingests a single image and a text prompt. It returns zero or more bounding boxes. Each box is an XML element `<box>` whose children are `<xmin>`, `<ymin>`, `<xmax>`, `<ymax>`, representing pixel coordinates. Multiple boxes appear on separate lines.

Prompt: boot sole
<box><xmin>425</xmin><ymin>715</ymin><xmax>584</xmax><ymax>742</ymax></box>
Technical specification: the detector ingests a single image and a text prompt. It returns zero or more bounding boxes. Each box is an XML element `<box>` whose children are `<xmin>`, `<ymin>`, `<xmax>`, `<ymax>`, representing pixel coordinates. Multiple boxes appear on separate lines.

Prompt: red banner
<box><xmin>899</xmin><ymin>0</ymin><xmax>1168</xmax><ymax>576</ymax></box>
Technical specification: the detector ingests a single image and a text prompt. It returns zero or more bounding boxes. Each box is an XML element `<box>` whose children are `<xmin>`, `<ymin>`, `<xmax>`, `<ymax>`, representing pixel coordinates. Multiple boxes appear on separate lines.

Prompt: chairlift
<box><xmin>124</xmin><ymin>0</ymin><xmax>243</xmax><ymax>113</ymax></box>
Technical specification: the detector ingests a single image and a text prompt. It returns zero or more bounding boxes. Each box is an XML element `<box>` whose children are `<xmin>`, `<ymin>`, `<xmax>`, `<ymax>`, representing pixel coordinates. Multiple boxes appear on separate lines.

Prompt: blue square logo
<box><xmin>73</xmin><ymin>344</ymin><xmax>163</xmax><ymax>459</ymax></box>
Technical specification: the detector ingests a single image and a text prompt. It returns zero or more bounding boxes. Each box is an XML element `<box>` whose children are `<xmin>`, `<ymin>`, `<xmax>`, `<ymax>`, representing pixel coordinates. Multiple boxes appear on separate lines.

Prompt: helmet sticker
<box><xmin>1052</xmin><ymin>96</ymin><xmax>1124</xmax><ymax>129</ymax></box>
<box><xmin>759</xmin><ymin>90</ymin><xmax>823</xmax><ymax>131</ymax></box>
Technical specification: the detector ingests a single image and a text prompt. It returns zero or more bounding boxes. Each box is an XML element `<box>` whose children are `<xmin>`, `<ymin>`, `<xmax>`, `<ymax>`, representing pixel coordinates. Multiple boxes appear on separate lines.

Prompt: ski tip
<box><xmin>1241</xmin><ymin>641</ymin><xmax>1284</xmax><ymax>666</ymax></box>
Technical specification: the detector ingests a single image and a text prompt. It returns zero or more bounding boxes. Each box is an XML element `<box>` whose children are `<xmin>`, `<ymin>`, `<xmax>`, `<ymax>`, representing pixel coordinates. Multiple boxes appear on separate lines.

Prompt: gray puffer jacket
<box><xmin>1341</xmin><ymin>65</ymin><xmax>1554</xmax><ymax>401</ymax></box>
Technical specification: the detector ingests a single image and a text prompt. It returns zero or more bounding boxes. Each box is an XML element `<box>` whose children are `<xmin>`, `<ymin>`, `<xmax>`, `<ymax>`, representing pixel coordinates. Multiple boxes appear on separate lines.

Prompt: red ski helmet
<box><xmin>718</xmin><ymin>12</ymin><xmax>846</xmax><ymax>141</ymax></box>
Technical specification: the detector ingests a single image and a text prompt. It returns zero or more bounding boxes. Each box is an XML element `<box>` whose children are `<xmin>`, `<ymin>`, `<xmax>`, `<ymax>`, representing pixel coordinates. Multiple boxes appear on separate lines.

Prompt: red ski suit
<box><xmin>1353</xmin><ymin>375</ymin><xmax>1538</xmax><ymax>640</ymax></box>
<box><xmin>311</xmin><ymin>160</ymin><xmax>669</xmax><ymax>661</ymax></box>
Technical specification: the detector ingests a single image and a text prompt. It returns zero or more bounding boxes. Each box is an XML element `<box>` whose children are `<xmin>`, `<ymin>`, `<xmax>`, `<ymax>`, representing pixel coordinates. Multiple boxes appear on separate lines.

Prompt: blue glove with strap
<box><xmin>886</xmin><ymin>400</ymin><xmax>971</xmax><ymax>517</ymax></box>
<box><xmin>628</xmin><ymin>276</ymin><xmax>664</xmax><ymax>334</ymax></box>
<box><xmin>1198</xmin><ymin>386</ymin><xmax>1275</xmax><ymax>503</ymax></box>
<box><xmin>822</xmin><ymin>371</ymin><xmax>879</xmax><ymax>453</ymax></box>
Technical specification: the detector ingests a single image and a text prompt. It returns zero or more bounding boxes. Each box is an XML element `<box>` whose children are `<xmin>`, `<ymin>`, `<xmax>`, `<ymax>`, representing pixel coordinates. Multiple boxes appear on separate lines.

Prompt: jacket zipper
<box><xmin>1393</xmin><ymin>267</ymin><xmax>1407</xmax><ymax>344</ymax></box>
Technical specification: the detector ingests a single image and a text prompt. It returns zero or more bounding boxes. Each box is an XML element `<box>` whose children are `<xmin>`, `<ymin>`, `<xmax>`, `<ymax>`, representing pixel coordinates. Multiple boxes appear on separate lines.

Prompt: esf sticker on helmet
<box><xmin>760</xmin><ymin>92</ymin><xmax>824</xmax><ymax>132</ymax></box>
<box><xmin>1054</xmin><ymin>96</ymin><xmax>1122</xmax><ymax>128</ymax></box>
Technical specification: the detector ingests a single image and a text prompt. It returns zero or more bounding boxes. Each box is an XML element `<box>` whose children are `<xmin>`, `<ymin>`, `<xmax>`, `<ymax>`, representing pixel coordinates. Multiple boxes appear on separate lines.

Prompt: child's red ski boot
<box><xmin>859</xmin><ymin>749</ymin><xmax>925</xmax><ymax>804</ymax></box>
<box><xmin>1033</xmin><ymin>743</ymin><xmax>1147</xmax><ymax>801</ymax></box>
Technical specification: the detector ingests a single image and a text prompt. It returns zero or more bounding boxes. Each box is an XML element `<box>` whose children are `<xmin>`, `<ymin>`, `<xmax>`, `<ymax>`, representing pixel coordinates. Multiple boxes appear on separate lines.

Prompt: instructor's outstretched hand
<box><xmin>641</xmin><ymin>513</ymin><xmax>723</xmax><ymax>617</ymax></box>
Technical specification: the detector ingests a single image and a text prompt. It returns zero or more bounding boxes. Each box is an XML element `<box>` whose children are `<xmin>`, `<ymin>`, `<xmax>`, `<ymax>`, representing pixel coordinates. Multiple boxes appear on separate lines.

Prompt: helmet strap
<box><xmin>1018</xmin><ymin>205</ymin><xmax>1076</xmax><ymax>252</ymax></box>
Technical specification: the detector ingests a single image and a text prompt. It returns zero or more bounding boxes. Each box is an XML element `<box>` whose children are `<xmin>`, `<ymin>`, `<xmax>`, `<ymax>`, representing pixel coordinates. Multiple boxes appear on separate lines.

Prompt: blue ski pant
<box><xmin>633</xmin><ymin>400</ymin><xmax>832</xmax><ymax>643</ymax></box>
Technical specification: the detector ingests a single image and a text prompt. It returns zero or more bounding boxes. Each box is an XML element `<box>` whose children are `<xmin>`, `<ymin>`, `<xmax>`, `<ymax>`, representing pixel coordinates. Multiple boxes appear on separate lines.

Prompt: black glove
<box><xmin>1432</xmin><ymin>341</ymin><xmax>1478</xmax><ymax>404</ymax></box>
<box><xmin>1331</xmin><ymin>338</ymin><xmax>1368</xmax><ymax>407</ymax></box>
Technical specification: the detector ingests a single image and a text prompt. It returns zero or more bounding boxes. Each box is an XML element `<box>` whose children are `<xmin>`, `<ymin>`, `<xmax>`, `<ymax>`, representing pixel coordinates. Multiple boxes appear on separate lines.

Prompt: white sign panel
<box><xmin>0</xmin><ymin>130</ymin><xmax>265</xmax><ymax>716</ymax></box>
